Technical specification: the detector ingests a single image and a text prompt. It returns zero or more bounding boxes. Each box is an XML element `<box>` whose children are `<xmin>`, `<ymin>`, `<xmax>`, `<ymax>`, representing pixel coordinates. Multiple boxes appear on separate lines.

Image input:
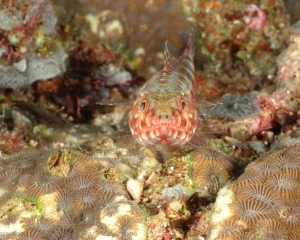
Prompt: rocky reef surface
<box><xmin>1</xmin><ymin>0</ymin><xmax>300</xmax><ymax>239</ymax></box>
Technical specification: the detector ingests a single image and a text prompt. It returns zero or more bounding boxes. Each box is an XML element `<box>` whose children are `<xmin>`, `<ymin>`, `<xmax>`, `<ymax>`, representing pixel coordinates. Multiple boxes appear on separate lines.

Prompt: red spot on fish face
<box><xmin>128</xmin><ymin>94</ymin><xmax>198</xmax><ymax>146</ymax></box>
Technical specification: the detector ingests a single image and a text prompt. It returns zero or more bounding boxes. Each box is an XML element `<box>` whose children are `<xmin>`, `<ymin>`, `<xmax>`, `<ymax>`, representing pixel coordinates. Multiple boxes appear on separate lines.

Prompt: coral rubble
<box><xmin>197</xmin><ymin>0</ymin><xmax>290</xmax><ymax>85</ymax></box>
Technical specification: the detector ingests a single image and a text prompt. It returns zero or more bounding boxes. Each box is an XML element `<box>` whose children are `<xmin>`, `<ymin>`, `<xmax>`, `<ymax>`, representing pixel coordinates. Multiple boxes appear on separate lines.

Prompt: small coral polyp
<box><xmin>208</xmin><ymin>145</ymin><xmax>300</xmax><ymax>240</ymax></box>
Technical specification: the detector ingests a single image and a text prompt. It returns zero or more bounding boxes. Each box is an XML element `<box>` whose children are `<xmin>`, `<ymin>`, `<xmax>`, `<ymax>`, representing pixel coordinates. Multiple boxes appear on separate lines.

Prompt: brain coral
<box><xmin>191</xmin><ymin>148</ymin><xmax>233</xmax><ymax>196</ymax></box>
<box><xmin>0</xmin><ymin>147</ymin><xmax>148</xmax><ymax>240</ymax></box>
<box><xmin>208</xmin><ymin>145</ymin><xmax>300</xmax><ymax>240</ymax></box>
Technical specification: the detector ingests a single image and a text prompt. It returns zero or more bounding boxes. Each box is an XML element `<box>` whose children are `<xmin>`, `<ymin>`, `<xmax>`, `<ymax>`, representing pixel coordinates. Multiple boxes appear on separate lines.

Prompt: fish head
<box><xmin>128</xmin><ymin>93</ymin><xmax>198</xmax><ymax>146</ymax></box>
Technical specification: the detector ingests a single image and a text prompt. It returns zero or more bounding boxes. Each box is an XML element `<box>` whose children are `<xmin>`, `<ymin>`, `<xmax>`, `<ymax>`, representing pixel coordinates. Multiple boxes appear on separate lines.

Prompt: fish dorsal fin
<box><xmin>163</xmin><ymin>40</ymin><xmax>173</xmax><ymax>73</ymax></box>
<box><xmin>181</xmin><ymin>28</ymin><xmax>195</xmax><ymax>61</ymax></box>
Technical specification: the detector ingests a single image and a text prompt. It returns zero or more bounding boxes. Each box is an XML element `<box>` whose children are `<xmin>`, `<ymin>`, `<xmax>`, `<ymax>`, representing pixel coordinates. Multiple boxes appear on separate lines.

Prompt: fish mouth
<box><xmin>138</xmin><ymin>124</ymin><xmax>194</xmax><ymax>146</ymax></box>
<box><xmin>150</xmin><ymin>124</ymin><xmax>182</xmax><ymax>132</ymax></box>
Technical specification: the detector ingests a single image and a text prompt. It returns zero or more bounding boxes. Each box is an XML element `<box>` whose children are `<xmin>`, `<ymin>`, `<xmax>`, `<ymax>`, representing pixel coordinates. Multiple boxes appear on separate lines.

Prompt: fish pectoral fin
<box><xmin>195</xmin><ymin>94</ymin><xmax>223</xmax><ymax>109</ymax></box>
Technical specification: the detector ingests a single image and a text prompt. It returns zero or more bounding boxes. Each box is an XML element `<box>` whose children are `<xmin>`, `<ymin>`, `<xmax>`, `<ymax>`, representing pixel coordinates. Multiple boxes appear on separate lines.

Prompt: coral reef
<box><xmin>197</xmin><ymin>0</ymin><xmax>290</xmax><ymax>85</ymax></box>
<box><xmin>0</xmin><ymin>50</ymin><xmax>67</xmax><ymax>88</ymax></box>
<box><xmin>191</xmin><ymin>148</ymin><xmax>234</xmax><ymax>196</ymax></box>
<box><xmin>208</xmin><ymin>145</ymin><xmax>300</xmax><ymax>240</ymax></box>
<box><xmin>1</xmin><ymin>1</ymin><xmax>300</xmax><ymax>240</ymax></box>
<box><xmin>0</xmin><ymin>0</ymin><xmax>67</xmax><ymax>88</ymax></box>
<box><xmin>275</xmin><ymin>20</ymin><xmax>300</xmax><ymax>94</ymax></box>
<box><xmin>54</xmin><ymin>0</ymin><xmax>194</xmax><ymax>77</ymax></box>
<box><xmin>197</xmin><ymin>20</ymin><xmax>300</xmax><ymax>142</ymax></box>
<box><xmin>0</xmin><ymin>147</ymin><xmax>148</xmax><ymax>239</ymax></box>
<box><xmin>200</xmin><ymin>93</ymin><xmax>259</xmax><ymax>120</ymax></box>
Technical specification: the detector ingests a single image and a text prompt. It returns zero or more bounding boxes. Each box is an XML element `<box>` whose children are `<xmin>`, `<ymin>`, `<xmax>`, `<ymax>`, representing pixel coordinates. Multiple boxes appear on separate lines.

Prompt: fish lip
<box><xmin>136</xmin><ymin>126</ymin><xmax>194</xmax><ymax>146</ymax></box>
<box><xmin>144</xmin><ymin>124</ymin><xmax>191</xmax><ymax>138</ymax></box>
<box><xmin>147</xmin><ymin>123</ymin><xmax>183</xmax><ymax>131</ymax></box>
<box><xmin>144</xmin><ymin>126</ymin><xmax>183</xmax><ymax>136</ymax></box>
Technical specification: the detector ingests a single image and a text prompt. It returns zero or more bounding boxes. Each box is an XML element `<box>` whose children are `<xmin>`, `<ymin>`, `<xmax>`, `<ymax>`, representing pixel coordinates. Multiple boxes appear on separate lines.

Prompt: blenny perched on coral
<box><xmin>128</xmin><ymin>29</ymin><xmax>198</xmax><ymax>146</ymax></box>
<box><xmin>99</xmin><ymin>29</ymin><xmax>213</xmax><ymax>147</ymax></box>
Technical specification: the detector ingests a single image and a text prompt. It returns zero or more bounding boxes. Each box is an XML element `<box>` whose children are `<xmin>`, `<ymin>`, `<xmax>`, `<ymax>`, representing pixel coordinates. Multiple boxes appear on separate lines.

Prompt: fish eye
<box><xmin>141</xmin><ymin>100</ymin><xmax>147</xmax><ymax>111</ymax></box>
<box><xmin>181</xmin><ymin>100</ymin><xmax>185</xmax><ymax>110</ymax></box>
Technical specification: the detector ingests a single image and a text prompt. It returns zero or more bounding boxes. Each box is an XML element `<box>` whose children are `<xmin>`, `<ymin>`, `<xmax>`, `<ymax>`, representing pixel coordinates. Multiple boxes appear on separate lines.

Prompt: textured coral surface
<box><xmin>0</xmin><ymin>0</ymin><xmax>300</xmax><ymax>240</ymax></box>
<box><xmin>208</xmin><ymin>145</ymin><xmax>300</xmax><ymax>240</ymax></box>
<box><xmin>0</xmin><ymin>147</ymin><xmax>148</xmax><ymax>239</ymax></box>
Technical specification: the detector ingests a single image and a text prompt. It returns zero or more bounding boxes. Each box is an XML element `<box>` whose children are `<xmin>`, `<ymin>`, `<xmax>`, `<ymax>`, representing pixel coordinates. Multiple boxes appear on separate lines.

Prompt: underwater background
<box><xmin>0</xmin><ymin>0</ymin><xmax>300</xmax><ymax>239</ymax></box>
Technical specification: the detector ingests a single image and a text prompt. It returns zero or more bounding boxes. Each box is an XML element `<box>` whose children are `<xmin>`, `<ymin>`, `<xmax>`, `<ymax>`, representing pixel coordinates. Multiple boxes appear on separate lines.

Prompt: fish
<box><xmin>127</xmin><ymin>29</ymin><xmax>199</xmax><ymax>146</ymax></box>
<box><xmin>98</xmin><ymin>29</ymin><xmax>214</xmax><ymax>147</ymax></box>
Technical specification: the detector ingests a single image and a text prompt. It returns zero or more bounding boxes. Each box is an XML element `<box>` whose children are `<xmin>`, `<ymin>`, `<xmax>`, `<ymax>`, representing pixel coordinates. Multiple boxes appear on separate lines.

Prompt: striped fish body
<box><xmin>128</xmin><ymin>30</ymin><xmax>198</xmax><ymax>146</ymax></box>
